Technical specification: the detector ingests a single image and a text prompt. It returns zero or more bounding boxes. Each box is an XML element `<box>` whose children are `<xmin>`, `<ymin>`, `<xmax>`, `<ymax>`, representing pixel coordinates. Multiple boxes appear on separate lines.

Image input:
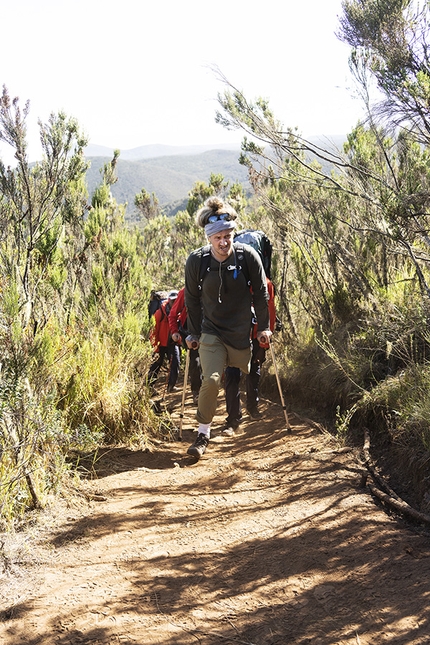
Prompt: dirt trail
<box><xmin>1</xmin><ymin>388</ymin><xmax>430</xmax><ymax>645</ymax></box>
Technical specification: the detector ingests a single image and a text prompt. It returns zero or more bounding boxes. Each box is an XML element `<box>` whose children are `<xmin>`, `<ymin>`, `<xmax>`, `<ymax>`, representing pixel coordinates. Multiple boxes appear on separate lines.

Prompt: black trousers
<box><xmin>179</xmin><ymin>329</ymin><xmax>202</xmax><ymax>394</ymax></box>
<box><xmin>149</xmin><ymin>343</ymin><xmax>180</xmax><ymax>389</ymax></box>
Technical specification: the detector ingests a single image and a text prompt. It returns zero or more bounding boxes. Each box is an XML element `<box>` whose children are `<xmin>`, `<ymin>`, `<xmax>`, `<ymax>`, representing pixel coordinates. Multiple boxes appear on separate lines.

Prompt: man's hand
<box><xmin>172</xmin><ymin>332</ymin><xmax>182</xmax><ymax>343</ymax></box>
<box><xmin>257</xmin><ymin>330</ymin><xmax>272</xmax><ymax>348</ymax></box>
<box><xmin>185</xmin><ymin>334</ymin><xmax>200</xmax><ymax>350</ymax></box>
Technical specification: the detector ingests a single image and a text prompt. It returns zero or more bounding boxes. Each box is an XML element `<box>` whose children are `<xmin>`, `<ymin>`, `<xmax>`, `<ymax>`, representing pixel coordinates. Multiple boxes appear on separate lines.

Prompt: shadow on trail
<box><xmin>3</xmin><ymin>413</ymin><xmax>430</xmax><ymax>644</ymax></box>
<box><xmin>4</xmin><ymin>497</ymin><xmax>430</xmax><ymax>643</ymax></box>
<box><xmin>72</xmin><ymin>444</ymin><xmax>182</xmax><ymax>478</ymax></box>
<box><xmin>70</xmin><ymin>394</ymin><xmax>295</xmax><ymax>479</ymax></box>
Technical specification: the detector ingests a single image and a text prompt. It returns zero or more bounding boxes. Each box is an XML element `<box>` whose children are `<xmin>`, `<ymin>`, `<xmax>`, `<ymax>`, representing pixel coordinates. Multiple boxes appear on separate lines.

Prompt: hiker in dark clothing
<box><xmin>184</xmin><ymin>196</ymin><xmax>271</xmax><ymax>459</ymax></box>
<box><xmin>149</xmin><ymin>290</ymin><xmax>180</xmax><ymax>392</ymax></box>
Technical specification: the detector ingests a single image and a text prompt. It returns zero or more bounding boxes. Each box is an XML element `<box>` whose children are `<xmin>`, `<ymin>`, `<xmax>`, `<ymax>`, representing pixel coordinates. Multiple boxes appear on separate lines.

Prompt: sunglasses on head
<box><xmin>207</xmin><ymin>212</ymin><xmax>230</xmax><ymax>223</ymax></box>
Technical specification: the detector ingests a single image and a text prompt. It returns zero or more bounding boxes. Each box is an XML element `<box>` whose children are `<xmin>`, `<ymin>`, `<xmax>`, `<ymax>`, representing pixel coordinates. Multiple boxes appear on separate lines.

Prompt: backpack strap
<box><xmin>198</xmin><ymin>244</ymin><xmax>212</xmax><ymax>291</ymax></box>
<box><xmin>233</xmin><ymin>243</ymin><xmax>251</xmax><ymax>286</ymax></box>
<box><xmin>159</xmin><ymin>299</ymin><xmax>170</xmax><ymax>322</ymax></box>
<box><xmin>198</xmin><ymin>242</ymin><xmax>251</xmax><ymax>289</ymax></box>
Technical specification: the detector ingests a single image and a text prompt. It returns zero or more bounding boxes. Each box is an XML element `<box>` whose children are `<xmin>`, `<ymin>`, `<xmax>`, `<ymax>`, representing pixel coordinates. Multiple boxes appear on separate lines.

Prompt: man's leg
<box><xmin>187</xmin><ymin>334</ymin><xmax>227</xmax><ymax>459</ymax></box>
<box><xmin>188</xmin><ymin>348</ymin><xmax>202</xmax><ymax>399</ymax></box>
<box><xmin>246</xmin><ymin>361</ymin><xmax>261</xmax><ymax>414</ymax></box>
<box><xmin>167</xmin><ymin>342</ymin><xmax>181</xmax><ymax>391</ymax></box>
<box><xmin>224</xmin><ymin>366</ymin><xmax>242</xmax><ymax>429</ymax></box>
<box><xmin>148</xmin><ymin>346</ymin><xmax>167</xmax><ymax>384</ymax></box>
<box><xmin>188</xmin><ymin>337</ymin><xmax>252</xmax><ymax>458</ymax></box>
<box><xmin>196</xmin><ymin>334</ymin><xmax>228</xmax><ymax>426</ymax></box>
<box><xmin>246</xmin><ymin>340</ymin><xmax>266</xmax><ymax>418</ymax></box>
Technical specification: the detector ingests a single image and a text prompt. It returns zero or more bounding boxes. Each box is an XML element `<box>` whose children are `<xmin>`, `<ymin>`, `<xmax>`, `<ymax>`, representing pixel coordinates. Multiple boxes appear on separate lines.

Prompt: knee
<box><xmin>204</xmin><ymin>372</ymin><xmax>221</xmax><ymax>394</ymax></box>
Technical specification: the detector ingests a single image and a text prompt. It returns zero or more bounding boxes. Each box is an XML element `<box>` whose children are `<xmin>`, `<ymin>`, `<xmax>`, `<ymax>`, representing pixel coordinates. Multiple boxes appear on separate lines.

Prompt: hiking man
<box><xmin>148</xmin><ymin>290</ymin><xmax>181</xmax><ymax>393</ymax></box>
<box><xmin>223</xmin><ymin>277</ymin><xmax>276</xmax><ymax>434</ymax></box>
<box><xmin>184</xmin><ymin>196</ymin><xmax>271</xmax><ymax>459</ymax></box>
<box><xmin>168</xmin><ymin>286</ymin><xmax>202</xmax><ymax>404</ymax></box>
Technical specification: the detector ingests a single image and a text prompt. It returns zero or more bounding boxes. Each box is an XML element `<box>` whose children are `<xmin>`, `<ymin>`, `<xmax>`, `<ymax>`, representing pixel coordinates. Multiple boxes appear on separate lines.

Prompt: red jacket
<box><xmin>168</xmin><ymin>287</ymin><xmax>187</xmax><ymax>336</ymax></box>
<box><xmin>150</xmin><ymin>300</ymin><xmax>172</xmax><ymax>349</ymax></box>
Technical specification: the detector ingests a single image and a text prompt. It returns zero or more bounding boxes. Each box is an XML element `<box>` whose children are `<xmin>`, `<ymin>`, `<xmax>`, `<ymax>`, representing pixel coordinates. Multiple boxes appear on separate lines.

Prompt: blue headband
<box><xmin>205</xmin><ymin>220</ymin><xmax>237</xmax><ymax>237</ymax></box>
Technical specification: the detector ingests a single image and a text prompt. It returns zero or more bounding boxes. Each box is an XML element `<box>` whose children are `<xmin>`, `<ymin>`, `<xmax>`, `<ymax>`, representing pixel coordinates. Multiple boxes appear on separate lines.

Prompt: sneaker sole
<box><xmin>187</xmin><ymin>447</ymin><xmax>205</xmax><ymax>459</ymax></box>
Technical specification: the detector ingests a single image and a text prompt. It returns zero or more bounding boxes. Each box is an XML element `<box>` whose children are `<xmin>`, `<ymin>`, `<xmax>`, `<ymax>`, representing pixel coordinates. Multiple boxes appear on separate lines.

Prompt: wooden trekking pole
<box><xmin>178</xmin><ymin>349</ymin><xmax>191</xmax><ymax>440</ymax></box>
<box><xmin>267</xmin><ymin>339</ymin><xmax>291</xmax><ymax>432</ymax></box>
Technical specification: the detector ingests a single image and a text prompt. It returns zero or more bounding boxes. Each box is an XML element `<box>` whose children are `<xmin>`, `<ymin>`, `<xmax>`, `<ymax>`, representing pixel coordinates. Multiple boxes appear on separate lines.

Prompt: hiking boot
<box><xmin>192</xmin><ymin>391</ymin><xmax>199</xmax><ymax>405</ymax></box>
<box><xmin>187</xmin><ymin>433</ymin><xmax>209</xmax><ymax>459</ymax></box>
<box><xmin>247</xmin><ymin>407</ymin><xmax>262</xmax><ymax>420</ymax></box>
<box><xmin>167</xmin><ymin>385</ymin><xmax>179</xmax><ymax>393</ymax></box>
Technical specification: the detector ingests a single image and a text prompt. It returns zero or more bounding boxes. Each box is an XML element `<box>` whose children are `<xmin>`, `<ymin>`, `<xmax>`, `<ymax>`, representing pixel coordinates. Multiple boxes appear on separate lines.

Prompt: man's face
<box><xmin>209</xmin><ymin>230</ymin><xmax>234</xmax><ymax>260</ymax></box>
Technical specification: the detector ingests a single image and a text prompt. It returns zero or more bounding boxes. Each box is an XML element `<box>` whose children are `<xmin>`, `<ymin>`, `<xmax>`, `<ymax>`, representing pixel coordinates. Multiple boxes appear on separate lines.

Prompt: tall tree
<box><xmin>134</xmin><ymin>187</ymin><xmax>161</xmax><ymax>221</ymax></box>
<box><xmin>0</xmin><ymin>85</ymin><xmax>89</xmax><ymax>331</ymax></box>
<box><xmin>338</xmin><ymin>0</ymin><xmax>430</xmax><ymax>143</ymax></box>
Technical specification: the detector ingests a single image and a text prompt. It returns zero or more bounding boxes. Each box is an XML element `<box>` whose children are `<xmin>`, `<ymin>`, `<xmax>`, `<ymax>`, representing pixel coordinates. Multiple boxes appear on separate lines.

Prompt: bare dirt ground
<box><xmin>1</xmin><ymin>384</ymin><xmax>430</xmax><ymax>645</ymax></box>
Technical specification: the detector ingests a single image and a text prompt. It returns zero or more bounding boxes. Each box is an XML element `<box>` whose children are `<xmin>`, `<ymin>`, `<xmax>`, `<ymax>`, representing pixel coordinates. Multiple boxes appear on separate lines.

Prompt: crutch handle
<box><xmin>185</xmin><ymin>335</ymin><xmax>199</xmax><ymax>350</ymax></box>
<box><xmin>258</xmin><ymin>331</ymin><xmax>271</xmax><ymax>348</ymax></box>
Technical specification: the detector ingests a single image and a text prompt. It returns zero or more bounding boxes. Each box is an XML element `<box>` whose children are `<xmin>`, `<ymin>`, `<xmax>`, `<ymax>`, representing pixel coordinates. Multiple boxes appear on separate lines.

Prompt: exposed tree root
<box><xmin>363</xmin><ymin>428</ymin><xmax>430</xmax><ymax>526</ymax></box>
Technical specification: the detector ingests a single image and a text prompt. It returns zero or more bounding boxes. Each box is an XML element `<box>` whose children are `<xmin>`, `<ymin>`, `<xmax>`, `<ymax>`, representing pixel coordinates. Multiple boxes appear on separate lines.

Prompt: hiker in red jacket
<box><xmin>149</xmin><ymin>291</ymin><xmax>181</xmax><ymax>392</ymax></box>
<box><xmin>223</xmin><ymin>278</ymin><xmax>276</xmax><ymax>434</ymax></box>
<box><xmin>168</xmin><ymin>287</ymin><xmax>201</xmax><ymax>404</ymax></box>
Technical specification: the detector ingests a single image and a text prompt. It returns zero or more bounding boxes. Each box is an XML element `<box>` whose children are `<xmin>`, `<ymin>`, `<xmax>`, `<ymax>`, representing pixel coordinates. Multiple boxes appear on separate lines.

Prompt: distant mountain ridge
<box><xmin>84</xmin><ymin>137</ymin><xmax>347</xmax><ymax>218</ymax></box>
<box><xmin>84</xmin><ymin>142</ymin><xmax>241</xmax><ymax>161</ymax></box>
<box><xmin>84</xmin><ymin>145</ymin><xmax>247</xmax><ymax>217</ymax></box>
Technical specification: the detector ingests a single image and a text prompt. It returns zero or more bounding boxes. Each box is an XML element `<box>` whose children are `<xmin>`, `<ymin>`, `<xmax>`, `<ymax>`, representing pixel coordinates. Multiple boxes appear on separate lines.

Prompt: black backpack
<box><xmin>148</xmin><ymin>290</ymin><xmax>169</xmax><ymax>318</ymax></box>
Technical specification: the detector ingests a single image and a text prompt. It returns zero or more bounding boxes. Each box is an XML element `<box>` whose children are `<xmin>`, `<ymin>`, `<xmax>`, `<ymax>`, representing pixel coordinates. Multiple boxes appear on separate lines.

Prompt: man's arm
<box><xmin>245</xmin><ymin>247</ymin><xmax>272</xmax><ymax>346</ymax></box>
<box><xmin>168</xmin><ymin>288</ymin><xmax>184</xmax><ymax>341</ymax></box>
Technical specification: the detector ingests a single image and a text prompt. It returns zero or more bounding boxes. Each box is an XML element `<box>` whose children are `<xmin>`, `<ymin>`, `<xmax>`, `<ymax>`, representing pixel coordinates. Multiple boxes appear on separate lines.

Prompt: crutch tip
<box><xmin>172</xmin><ymin>425</ymin><xmax>183</xmax><ymax>441</ymax></box>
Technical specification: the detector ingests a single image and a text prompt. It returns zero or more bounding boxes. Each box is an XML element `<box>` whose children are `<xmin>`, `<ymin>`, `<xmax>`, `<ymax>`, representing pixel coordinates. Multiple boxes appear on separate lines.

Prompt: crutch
<box><xmin>178</xmin><ymin>349</ymin><xmax>191</xmax><ymax>440</ymax></box>
<box><xmin>268</xmin><ymin>340</ymin><xmax>291</xmax><ymax>432</ymax></box>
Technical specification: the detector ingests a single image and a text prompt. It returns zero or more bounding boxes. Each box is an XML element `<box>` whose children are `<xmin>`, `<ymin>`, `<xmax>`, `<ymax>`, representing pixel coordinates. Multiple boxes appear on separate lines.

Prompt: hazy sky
<box><xmin>0</xmin><ymin>0</ymin><xmax>364</xmax><ymax>162</ymax></box>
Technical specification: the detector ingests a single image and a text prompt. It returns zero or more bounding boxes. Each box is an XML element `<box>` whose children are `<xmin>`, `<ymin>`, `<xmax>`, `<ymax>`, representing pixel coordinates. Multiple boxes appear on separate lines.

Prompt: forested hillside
<box><xmin>84</xmin><ymin>138</ymin><xmax>345</xmax><ymax>217</ymax></box>
<box><xmin>85</xmin><ymin>148</ymin><xmax>249</xmax><ymax>216</ymax></box>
